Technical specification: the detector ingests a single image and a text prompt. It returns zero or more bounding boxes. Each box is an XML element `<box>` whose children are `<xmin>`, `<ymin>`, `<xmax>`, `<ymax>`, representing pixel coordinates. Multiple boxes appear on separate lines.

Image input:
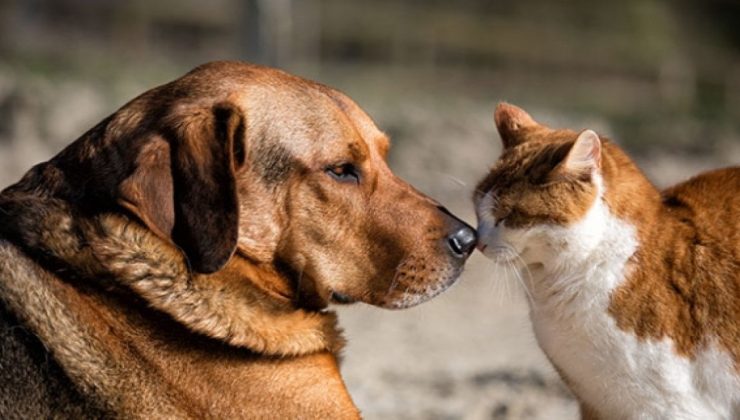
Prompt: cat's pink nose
<box><xmin>477</xmin><ymin>243</ymin><xmax>487</xmax><ymax>252</ymax></box>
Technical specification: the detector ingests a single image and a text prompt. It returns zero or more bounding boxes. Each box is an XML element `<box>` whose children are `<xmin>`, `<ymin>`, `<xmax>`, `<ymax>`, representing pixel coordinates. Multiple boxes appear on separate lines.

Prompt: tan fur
<box><xmin>0</xmin><ymin>61</ymin><xmax>474</xmax><ymax>417</ymax></box>
<box><xmin>0</xmin><ymin>242</ymin><xmax>191</xmax><ymax>417</ymax></box>
<box><xmin>57</xmin><ymin>208</ymin><xmax>342</xmax><ymax>356</ymax></box>
<box><xmin>0</xmin><ymin>240</ymin><xmax>357</xmax><ymax>418</ymax></box>
<box><xmin>608</xmin><ymin>167</ymin><xmax>740</xmax><ymax>367</ymax></box>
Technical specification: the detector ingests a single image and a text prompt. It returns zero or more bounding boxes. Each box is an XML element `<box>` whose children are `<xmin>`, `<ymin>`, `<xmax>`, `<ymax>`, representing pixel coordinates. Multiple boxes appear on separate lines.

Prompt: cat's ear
<box><xmin>562</xmin><ymin>130</ymin><xmax>602</xmax><ymax>174</ymax></box>
<box><xmin>494</xmin><ymin>103</ymin><xmax>537</xmax><ymax>149</ymax></box>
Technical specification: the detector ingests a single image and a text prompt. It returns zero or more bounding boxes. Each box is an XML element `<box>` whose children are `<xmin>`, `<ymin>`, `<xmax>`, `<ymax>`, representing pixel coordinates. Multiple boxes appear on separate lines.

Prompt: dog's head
<box><xmin>50</xmin><ymin>62</ymin><xmax>476</xmax><ymax>310</ymax></box>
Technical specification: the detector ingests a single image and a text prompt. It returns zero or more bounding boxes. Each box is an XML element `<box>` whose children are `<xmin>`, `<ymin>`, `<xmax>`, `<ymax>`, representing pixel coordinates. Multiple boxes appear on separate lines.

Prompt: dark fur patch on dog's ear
<box><xmin>116</xmin><ymin>102</ymin><xmax>247</xmax><ymax>274</ymax></box>
<box><xmin>214</xmin><ymin>103</ymin><xmax>248</xmax><ymax>170</ymax></box>
<box><xmin>167</xmin><ymin>102</ymin><xmax>247</xmax><ymax>273</ymax></box>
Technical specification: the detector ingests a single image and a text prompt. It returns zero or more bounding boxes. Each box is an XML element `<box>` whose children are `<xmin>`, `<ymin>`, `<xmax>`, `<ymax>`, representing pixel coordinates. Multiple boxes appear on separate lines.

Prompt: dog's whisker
<box><xmin>400</xmin><ymin>283</ymin><xmax>414</xmax><ymax>305</ymax></box>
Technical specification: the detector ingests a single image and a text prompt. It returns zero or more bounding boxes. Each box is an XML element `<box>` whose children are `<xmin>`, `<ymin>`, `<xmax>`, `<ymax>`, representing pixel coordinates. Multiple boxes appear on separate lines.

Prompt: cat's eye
<box><xmin>495</xmin><ymin>215</ymin><xmax>507</xmax><ymax>227</ymax></box>
<box><xmin>495</xmin><ymin>209</ymin><xmax>515</xmax><ymax>226</ymax></box>
<box><xmin>326</xmin><ymin>163</ymin><xmax>360</xmax><ymax>184</ymax></box>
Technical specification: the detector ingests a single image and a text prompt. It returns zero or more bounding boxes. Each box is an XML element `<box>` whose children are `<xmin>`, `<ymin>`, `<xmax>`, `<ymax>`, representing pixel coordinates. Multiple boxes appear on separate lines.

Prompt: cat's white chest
<box><xmin>525</xmin><ymin>203</ymin><xmax>740</xmax><ymax>419</ymax></box>
<box><xmin>531</xmin><ymin>289</ymin><xmax>739</xmax><ymax>419</ymax></box>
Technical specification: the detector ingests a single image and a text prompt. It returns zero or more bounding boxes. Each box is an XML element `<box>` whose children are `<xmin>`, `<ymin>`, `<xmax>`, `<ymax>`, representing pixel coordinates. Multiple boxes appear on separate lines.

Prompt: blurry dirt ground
<box><xmin>0</xmin><ymin>66</ymin><xmax>738</xmax><ymax>419</ymax></box>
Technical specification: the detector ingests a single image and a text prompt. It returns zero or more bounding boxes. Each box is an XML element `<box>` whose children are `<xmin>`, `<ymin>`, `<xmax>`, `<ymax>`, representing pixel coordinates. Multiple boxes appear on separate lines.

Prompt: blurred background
<box><xmin>0</xmin><ymin>1</ymin><xmax>738</xmax><ymax>418</ymax></box>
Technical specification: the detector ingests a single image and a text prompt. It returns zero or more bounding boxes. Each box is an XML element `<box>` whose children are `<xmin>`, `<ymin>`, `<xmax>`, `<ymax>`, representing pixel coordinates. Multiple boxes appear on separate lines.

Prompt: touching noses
<box><xmin>475</xmin><ymin>222</ymin><xmax>504</xmax><ymax>253</ymax></box>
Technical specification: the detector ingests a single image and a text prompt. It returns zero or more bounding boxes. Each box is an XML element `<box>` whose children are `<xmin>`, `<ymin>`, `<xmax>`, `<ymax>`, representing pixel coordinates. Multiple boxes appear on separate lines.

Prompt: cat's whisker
<box><xmin>488</xmin><ymin>258</ymin><xmax>511</xmax><ymax>305</ymax></box>
<box><xmin>498</xmin><ymin>249</ymin><xmax>535</xmax><ymax>308</ymax></box>
<box><xmin>504</xmin><ymin>264</ymin><xmax>514</xmax><ymax>302</ymax></box>
<box><xmin>510</xmin><ymin>252</ymin><xmax>536</xmax><ymax>290</ymax></box>
<box><xmin>483</xmin><ymin>248</ymin><xmax>534</xmax><ymax>307</ymax></box>
<box><xmin>501</xmin><ymin>266</ymin><xmax>514</xmax><ymax>301</ymax></box>
<box><xmin>509</xmin><ymin>252</ymin><xmax>537</xmax><ymax>309</ymax></box>
<box><xmin>491</xmin><ymin>260</ymin><xmax>506</xmax><ymax>304</ymax></box>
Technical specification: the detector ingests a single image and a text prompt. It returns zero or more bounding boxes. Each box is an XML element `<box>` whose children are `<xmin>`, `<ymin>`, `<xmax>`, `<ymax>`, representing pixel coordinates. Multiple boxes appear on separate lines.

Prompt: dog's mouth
<box><xmin>321</xmin><ymin>248</ymin><xmax>470</xmax><ymax>309</ymax></box>
<box><xmin>326</xmin><ymin>263</ymin><xmax>463</xmax><ymax>309</ymax></box>
<box><xmin>370</xmin><ymin>257</ymin><xmax>464</xmax><ymax>310</ymax></box>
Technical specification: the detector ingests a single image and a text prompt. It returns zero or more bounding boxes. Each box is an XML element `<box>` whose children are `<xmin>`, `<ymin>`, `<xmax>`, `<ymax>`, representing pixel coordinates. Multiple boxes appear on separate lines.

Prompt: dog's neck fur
<box><xmin>0</xmin><ymin>232</ymin><xmax>357</xmax><ymax>417</ymax></box>
<box><xmin>0</xmin><ymin>189</ymin><xmax>343</xmax><ymax>357</ymax></box>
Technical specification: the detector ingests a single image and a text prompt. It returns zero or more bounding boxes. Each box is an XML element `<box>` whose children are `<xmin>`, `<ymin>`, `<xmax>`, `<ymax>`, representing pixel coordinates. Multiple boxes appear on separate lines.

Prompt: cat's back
<box><xmin>662</xmin><ymin>166</ymin><xmax>739</xmax><ymax>215</ymax></box>
<box><xmin>660</xmin><ymin>166</ymin><xmax>740</xmax><ymax>259</ymax></box>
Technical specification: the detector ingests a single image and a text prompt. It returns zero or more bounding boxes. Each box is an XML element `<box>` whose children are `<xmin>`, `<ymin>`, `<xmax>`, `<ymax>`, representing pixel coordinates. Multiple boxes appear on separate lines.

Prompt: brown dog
<box><xmin>0</xmin><ymin>61</ymin><xmax>476</xmax><ymax>418</ymax></box>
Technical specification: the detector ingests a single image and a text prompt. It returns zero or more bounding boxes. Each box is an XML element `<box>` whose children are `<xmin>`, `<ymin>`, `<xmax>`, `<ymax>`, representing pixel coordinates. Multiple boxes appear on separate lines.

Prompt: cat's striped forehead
<box><xmin>474</xmin><ymin>129</ymin><xmax>599</xmax><ymax>227</ymax></box>
<box><xmin>479</xmin><ymin>137</ymin><xmax>574</xmax><ymax>192</ymax></box>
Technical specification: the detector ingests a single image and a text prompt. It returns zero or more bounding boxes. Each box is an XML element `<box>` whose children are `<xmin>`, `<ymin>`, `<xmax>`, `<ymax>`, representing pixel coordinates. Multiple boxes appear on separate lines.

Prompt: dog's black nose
<box><xmin>447</xmin><ymin>226</ymin><xmax>477</xmax><ymax>257</ymax></box>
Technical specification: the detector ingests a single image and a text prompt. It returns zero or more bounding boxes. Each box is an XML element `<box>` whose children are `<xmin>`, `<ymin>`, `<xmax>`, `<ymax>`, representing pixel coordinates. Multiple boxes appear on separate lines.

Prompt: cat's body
<box><xmin>475</xmin><ymin>103</ymin><xmax>740</xmax><ymax>420</ymax></box>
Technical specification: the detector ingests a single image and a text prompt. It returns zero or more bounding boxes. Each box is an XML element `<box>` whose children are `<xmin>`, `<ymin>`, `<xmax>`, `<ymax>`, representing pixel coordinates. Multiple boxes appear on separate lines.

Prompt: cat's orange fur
<box><xmin>609</xmin><ymin>166</ymin><xmax>740</xmax><ymax>365</ymax></box>
<box><xmin>475</xmin><ymin>103</ymin><xmax>740</xmax><ymax>419</ymax></box>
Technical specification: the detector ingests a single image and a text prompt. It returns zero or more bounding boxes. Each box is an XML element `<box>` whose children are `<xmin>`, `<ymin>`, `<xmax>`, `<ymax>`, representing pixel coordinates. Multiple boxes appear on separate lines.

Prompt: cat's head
<box><xmin>474</xmin><ymin>103</ymin><xmax>606</xmax><ymax>266</ymax></box>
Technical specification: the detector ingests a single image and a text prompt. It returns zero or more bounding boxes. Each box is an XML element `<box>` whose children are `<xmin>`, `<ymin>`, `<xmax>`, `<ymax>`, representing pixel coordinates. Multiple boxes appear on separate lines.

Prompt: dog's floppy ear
<box><xmin>118</xmin><ymin>102</ymin><xmax>247</xmax><ymax>274</ymax></box>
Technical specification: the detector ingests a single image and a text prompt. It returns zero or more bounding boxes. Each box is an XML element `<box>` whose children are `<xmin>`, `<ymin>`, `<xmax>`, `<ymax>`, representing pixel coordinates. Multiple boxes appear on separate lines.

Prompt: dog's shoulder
<box><xmin>0</xmin><ymin>240</ymin><xmax>107</xmax><ymax>418</ymax></box>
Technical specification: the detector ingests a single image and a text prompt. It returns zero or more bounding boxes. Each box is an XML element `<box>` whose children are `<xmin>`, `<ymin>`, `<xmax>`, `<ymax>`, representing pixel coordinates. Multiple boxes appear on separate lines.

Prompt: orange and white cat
<box><xmin>474</xmin><ymin>103</ymin><xmax>740</xmax><ymax>419</ymax></box>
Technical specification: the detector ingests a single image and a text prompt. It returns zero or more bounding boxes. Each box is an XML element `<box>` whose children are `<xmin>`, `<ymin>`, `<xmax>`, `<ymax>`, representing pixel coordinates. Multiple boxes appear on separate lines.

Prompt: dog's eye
<box><xmin>326</xmin><ymin>163</ymin><xmax>360</xmax><ymax>184</ymax></box>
